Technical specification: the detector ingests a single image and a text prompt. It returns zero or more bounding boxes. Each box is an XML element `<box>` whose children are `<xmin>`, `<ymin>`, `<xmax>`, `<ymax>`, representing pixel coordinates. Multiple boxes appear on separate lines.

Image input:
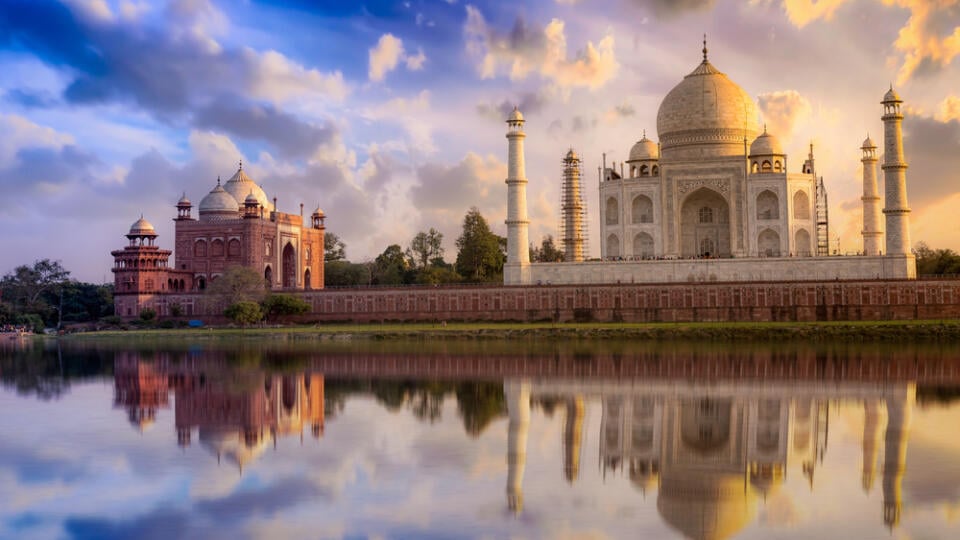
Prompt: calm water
<box><xmin>3</xmin><ymin>338</ymin><xmax>960</xmax><ymax>540</ymax></box>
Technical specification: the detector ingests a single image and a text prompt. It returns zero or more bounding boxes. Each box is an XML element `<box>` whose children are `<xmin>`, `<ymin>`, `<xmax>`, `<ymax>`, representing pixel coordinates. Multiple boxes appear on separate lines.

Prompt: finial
<box><xmin>702</xmin><ymin>34</ymin><xmax>708</xmax><ymax>61</ymax></box>
<box><xmin>216</xmin><ymin>176</ymin><xmax>221</xmax><ymax>186</ymax></box>
<box><xmin>763</xmin><ymin>123</ymin><xmax>767</xmax><ymax>134</ymax></box>
<box><xmin>239</xmin><ymin>159</ymin><xmax>243</xmax><ymax>171</ymax></box>
<box><xmin>642</xmin><ymin>129</ymin><xmax>646</xmax><ymax>139</ymax></box>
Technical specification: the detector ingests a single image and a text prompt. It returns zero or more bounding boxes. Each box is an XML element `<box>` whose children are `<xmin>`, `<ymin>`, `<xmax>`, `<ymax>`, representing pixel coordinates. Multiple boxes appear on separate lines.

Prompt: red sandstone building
<box><xmin>112</xmin><ymin>165</ymin><xmax>325</xmax><ymax>317</ymax></box>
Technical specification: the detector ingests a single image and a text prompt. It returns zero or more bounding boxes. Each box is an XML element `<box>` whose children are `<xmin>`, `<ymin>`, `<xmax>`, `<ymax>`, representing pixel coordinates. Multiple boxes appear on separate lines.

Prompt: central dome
<box><xmin>656</xmin><ymin>53</ymin><xmax>760</xmax><ymax>158</ymax></box>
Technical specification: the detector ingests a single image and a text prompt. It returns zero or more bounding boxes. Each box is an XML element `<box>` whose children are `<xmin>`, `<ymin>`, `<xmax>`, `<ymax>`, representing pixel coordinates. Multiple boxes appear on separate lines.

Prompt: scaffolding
<box><xmin>816</xmin><ymin>176</ymin><xmax>830</xmax><ymax>256</ymax></box>
<box><xmin>560</xmin><ymin>149</ymin><xmax>589</xmax><ymax>262</ymax></box>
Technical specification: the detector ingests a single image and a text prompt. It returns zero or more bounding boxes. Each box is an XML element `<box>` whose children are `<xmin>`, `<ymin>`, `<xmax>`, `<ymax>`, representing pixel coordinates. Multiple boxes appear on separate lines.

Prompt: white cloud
<box><xmin>758</xmin><ymin>90</ymin><xmax>813</xmax><ymax>138</ymax></box>
<box><xmin>369</xmin><ymin>34</ymin><xmax>428</xmax><ymax>82</ymax></box>
<box><xmin>936</xmin><ymin>95</ymin><xmax>960</xmax><ymax>122</ymax></box>
<box><xmin>464</xmin><ymin>6</ymin><xmax>619</xmax><ymax>90</ymax></box>
<box><xmin>0</xmin><ymin>114</ymin><xmax>75</xmax><ymax>167</ymax></box>
<box><xmin>246</xmin><ymin>49</ymin><xmax>349</xmax><ymax>103</ymax></box>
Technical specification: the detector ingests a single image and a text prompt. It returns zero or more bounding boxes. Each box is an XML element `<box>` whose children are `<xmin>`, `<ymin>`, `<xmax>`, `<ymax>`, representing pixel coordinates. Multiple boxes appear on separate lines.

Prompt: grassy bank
<box><xmin>60</xmin><ymin>319</ymin><xmax>960</xmax><ymax>342</ymax></box>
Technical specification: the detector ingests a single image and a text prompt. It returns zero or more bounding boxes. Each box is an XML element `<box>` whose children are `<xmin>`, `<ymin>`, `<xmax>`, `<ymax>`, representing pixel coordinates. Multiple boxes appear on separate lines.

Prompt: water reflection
<box><xmin>2</xmin><ymin>340</ymin><xmax>959</xmax><ymax>539</ymax></box>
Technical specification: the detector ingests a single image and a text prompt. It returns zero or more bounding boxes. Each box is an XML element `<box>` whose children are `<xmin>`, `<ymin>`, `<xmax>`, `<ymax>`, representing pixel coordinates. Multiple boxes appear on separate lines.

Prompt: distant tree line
<box><xmin>914</xmin><ymin>242</ymin><xmax>960</xmax><ymax>276</ymax></box>
<box><xmin>0</xmin><ymin>259</ymin><xmax>113</xmax><ymax>333</ymax></box>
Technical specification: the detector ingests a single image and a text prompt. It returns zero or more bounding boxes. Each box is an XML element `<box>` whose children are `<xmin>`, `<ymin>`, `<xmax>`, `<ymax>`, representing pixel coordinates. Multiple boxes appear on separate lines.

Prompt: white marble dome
<box><xmin>199</xmin><ymin>181</ymin><xmax>240</xmax><ymax>218</ymax></box>
<box><xmin>862</xmin><ymin>135</ymin><xmax>876</xmax><ymax>149</ymax></box>
<box><xmin>223</xmin><ymin>167</ymin><xmax>270</xmax><ymax>209</ymax></box>
<box><xmin>749</xmin><ymin>129</ymin><xmax>783</xmax><ymax>156</ymax></box>
<box><xmin>128</xmin><ymin>216</ymin><xmax>156</xmax><ymax>236</ymax></box>
<box><xmin>656</xmin><ymin>55</ymin><xmax>760</xmax><ymax>157</ymax></box>
<box><xmin>629</xmin><ymin>136</ymin><xmax>659</xmax><ymax>161</ymax></box>
<box><xmin>508</xmin><ymin>106</ymin><xmax>524</xmax><ymax>123</ymax></box>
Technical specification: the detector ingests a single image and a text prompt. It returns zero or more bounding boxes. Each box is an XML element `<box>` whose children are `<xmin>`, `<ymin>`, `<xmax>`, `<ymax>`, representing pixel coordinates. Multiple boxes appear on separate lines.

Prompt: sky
<box><xmin>0</xmin><ymin>0</ymin><xmax>959</xmax><ymax>282</ymax></box>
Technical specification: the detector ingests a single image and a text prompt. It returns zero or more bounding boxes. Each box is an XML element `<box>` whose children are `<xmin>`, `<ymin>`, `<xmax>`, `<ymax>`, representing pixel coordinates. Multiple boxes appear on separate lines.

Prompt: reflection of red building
<box><xmin>113</xmin><ymin>355</ymin><xmax>171</xmax><ymax>432</ymax></box>
<box><xmin>113</xmin><ymin>355</ymin><xmax>324</xmax><ymax>468</ymax></box>
<box><xmin>111</xmin><ymin>165</ymin><xmax>326</xmax><ymax>318</ymax></box>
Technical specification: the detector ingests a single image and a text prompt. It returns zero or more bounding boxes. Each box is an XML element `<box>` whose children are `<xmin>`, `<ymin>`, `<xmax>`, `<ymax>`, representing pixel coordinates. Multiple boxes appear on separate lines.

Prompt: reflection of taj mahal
<box><xmin>505</xmin><ymin>379</ymin><xmax>914</xmax><ymax>539</ymax></box>
<box><xmin>504</xmin><ymin>40</ymin><xmax>916</xmax><ymax>285</ymax></box>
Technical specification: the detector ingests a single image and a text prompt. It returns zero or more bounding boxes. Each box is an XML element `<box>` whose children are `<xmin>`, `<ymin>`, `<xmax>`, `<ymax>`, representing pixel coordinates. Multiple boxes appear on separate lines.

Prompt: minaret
<box><xmin>882</xmin><ymin>384</ymin><xmax>915</xmax><ymax>529</ymax></box>
<box><xmin>505</xmin><ymin>379</ymin><xmax>531</xmax><ymax>515</ymax></box>
<box><xmin>881</xmin><ymin>87</ymin><xmax>911</xmax><ymax>256</ymax></box>
<box><xmin>562</xmin><ymin>397</ymin><xmax>585</xmax><ymax>483</ymax></box>
<box><xmin>504</xmin><ymin>107</ymin><xmax>531</xmax><ymax>285</ymax></box>
<box><xmin>561</xmin><ymin>150</ymin><xmax>585</xmax><ymax>262</ymax></box>
<box><xmin>860</xmin><ymin>136</ymin><xmax>883</xmax><ymax>255</ymax></box>
<box><xmin>861</xmin><ymin>400</ymin><xmax>885</xmax><ymax>492</ymax></box>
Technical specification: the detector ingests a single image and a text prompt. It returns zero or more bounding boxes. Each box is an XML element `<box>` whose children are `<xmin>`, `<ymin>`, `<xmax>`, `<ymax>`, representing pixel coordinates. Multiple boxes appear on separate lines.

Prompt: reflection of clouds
<box><xmin>759</xmin><ymin>491</ymin><xmax>804</xmax><ymax>527</ymax></box>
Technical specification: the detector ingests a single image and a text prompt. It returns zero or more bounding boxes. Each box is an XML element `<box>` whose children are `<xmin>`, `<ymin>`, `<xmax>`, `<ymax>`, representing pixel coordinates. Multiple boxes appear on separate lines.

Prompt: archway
<box><xmin>304</xmin><ymin>268</ymin><xmax>312</xmax><ymax>289</ymax></box>
<box><xmin>633</xmin><ymin>232</ymin><xmax>654</xmax><ymax>258</ymax></box>
<box><xmin>795</xmin><ymin>229</ymin><xmax>811</xmax><ymax>256</ymax></box>
<box><xmin>680</xmin><ymin>188</ymin><xmax>730</xmax><ymax>257</ymax></box>
<box><xmin>756</xmin><ymin>190</ymin><xmax>779</xmax><ymax>220</ymax></box>
<box><xmin>606</xmin><ymin>234</ymin><xmax>620</xmax><ymax>258</ymax></box>
<box><xmin>793</xmin><ymin>190</ymin><xmax>810</xmax><ymax>220</ymax></box>
<box><xmin>680</xmin><ymin>398</ymin><xmax>732</xmax><ymax>454</ymax></box>
<box><xmin>758</xmin><ymin>229</ymin><xmax>781</xmax><ymax>257</ymax></box>
<box><xmin>605</xmin><ymin>197</ymin><xmax>619</xmax><ymax>225</ymax></box>
<box><xmin>264</xmin><ymin>266</ymin><xmax>272</xmax><ymax>288</ymax></box>
<box><xmin>632</xmin><ymin>195</ymin><xmax>653</xmax><ymax>224</ymax></box>
<box><xmin>282</xmin><ymin>242</ymin><xmax>296</xmax><ymax>288</ymax></box>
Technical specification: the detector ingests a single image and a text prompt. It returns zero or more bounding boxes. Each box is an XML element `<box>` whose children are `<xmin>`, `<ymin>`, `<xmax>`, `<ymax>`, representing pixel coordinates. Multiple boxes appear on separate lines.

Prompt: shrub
<box><xmin>139</xmin><ymin>308</ymin><xmax>156</xmax><ymax>322</ymax></box>
<box><xmin>225</xmin><ymin>301</ymin><xmax>263</xmax><ymax>327</ymax></box>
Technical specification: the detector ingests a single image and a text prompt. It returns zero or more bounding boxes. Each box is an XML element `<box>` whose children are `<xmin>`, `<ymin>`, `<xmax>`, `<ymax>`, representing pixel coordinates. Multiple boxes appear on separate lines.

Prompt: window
<box><xmin>605</xmin><ymin>197</ymin><xmax>619</xmax><ymax>225</ymax></box>
<box><xmin>227</xmin><ymin>238</ymin><xmax>241</xmax><ymax>258</ymax></box>
<box><xmin>211</xmin><ymin>239</ymin><xmax>224</xmax><ymax>257</ymax></box>
<box><xmin>698</xmin><ymin>206</ymin><xmax>713</xmax><ymax>224</ymax></box>
<box><xmin>194</xmin><ymin>240</ymin><xmax>207</xmax><ymax>257</ymax></box>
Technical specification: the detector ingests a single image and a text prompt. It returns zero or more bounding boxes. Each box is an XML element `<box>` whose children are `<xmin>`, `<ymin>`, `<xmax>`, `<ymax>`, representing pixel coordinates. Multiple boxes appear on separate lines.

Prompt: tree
<box><xmin>530</xmin><ymin>235</ymin><xmax>565</xmax><ymax>262</ymax></box>
<box><xmin>206</xmin><ymin>266</ymin><xmax>267</xmax><ymax>306</ymax></box>
<box><xmin>914</xmin><ymin>242</ymin><xmax>960</xmax><ymax>276</ymax></box>
<box><xmin>262</xmin><ymin>294</ymin><xmax>310</xmax><ymax>321</ymax></box>
<box><xmin>455</xmin><ymin>207</ymin><xmax>506</xmax><ymax>282</ymax></box>
<box><xmin>372</xmin><ymin>244</ymin><xmax>412</xmax><ymax>285</ymax></box>
<box><xmin>409</xmin><ymin>228</ymin><xmax>444</xmax><ymax>269</ymax></box>
<box><xmin>0</xmin><ymin>259</ymin><xmax>71</xmax><ymax>326</ymax></box>
<box><xmin>324</xmin><ymin>233</ymin><xmax>347</xmax><ymax>262</ymax></box>
<box><xmin>224</xmin><ymin>301</ymin><xmax>263</xmax><ymax>326</ymax></box>
<box><xmin>324</xmin><ymin>260</ymin><xmax>370</xmax><ymax>286</ymax></box>
<box><xmin>139</xmin><ymin>308</ymin><xmax>156</xmax><ymax>322</ymax></box>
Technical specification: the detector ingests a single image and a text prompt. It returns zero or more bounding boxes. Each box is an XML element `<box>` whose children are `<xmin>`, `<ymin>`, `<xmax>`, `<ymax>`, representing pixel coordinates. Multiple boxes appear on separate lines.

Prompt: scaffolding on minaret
<box><xmin>560</xmin><ymin>149</ymin><xmax>589</xmax><ymax>262</ymax></box>
<box><xmin>816</xmin><ymin>176</ymin><xmax>830</xmax><ymax>256</ymax></box>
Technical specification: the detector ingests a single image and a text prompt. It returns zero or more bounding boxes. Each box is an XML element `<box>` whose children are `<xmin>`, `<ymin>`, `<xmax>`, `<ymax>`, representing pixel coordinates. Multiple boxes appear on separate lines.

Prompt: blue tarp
<box><xmin>187</xmin><ymin>320</ymin><xmax>204</xmax><ymax>328</ymax></box>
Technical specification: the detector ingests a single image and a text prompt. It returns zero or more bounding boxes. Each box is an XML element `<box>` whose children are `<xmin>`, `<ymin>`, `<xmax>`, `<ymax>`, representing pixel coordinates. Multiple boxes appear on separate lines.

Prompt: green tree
<box><xmin>455</xmin><ymin>382</ymin><xmax>506</xmax><ymax>437</ymax></box>
<box><xmin>324</xmin><ymin>260</ymin><xmax>370</xmax><ymax>286</ymax></box>
<box><xmin>224</xmin><ymin>301</ymin><xmax>263</xmax><ymax>326</ymax></box>
<box><xmin>530</xmin><ymin>235</ymin><xmax>565</xmax><ymax>262</ymax></box>
<box><xmin>373</xmin><ymin>244</ymin><xmax>412</xmax><ymax>285</ymax></box>
<box><xmin>206</xmin><ymin>266</ymin><xmax>267</xmax><ymax>306</ymax></box>
<box><xmin>409</xmin><ymin>228</ymin><xmax>444</xmax><ymax>269</ymax></box>
<box><xmin>914</xmin><ymin>242</ymin><xmax>960</xmax><ymax>276</ymax></box>
<box><xmin>139</xmin><ymin>308</ymin><xmax>156</xmax><ymax>322</ymax></box>
<box><xmin>324</xmin><ymin>233</ymin><xmax>347</xmax><ymax>262</ymax></box>
<box><xmin>262</xmin><ymin>294</ymin><xmax>310</xmax><ymax>321</ymax></box>
<box><xmin>455</xmin><ymin>208</ymin><xmax>505</xmax><ymax>282</ymax></box>
<box><xmin>0</xmin><ymin>259</ymin><xmax>71</xmax><ymax>326</ymax></box>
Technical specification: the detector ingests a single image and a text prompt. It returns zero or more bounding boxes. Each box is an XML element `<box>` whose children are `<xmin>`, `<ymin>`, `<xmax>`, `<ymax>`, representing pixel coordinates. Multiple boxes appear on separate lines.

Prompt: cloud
<box><xmin>779</xmin><ymin>0</ymin><xmax>960</xmax><ymax>84</ymax></box>
<box><xmin>758</xmin><ymin>90</ymin><xmax>813</xmax><ymax>137</ymax></box>
<box><xmin>0</xmin><ymin>0</ymin><xmax>348</xmax><ymax>117</ymax></box>
<box><xmin>411</xmin><ymin>152</ymin><xmax>507</xmax><ymax>233</ymax></box>
<box><xmin>937</xmin><ymin>95</ymin><xmax>960</xmax><ymax>122</ymax></box>
<box><xmin>464</xmin><ymin>5</ymin><xmax>618</xmax><ymax>90</ymax></box>
<box><xmin>193</xmin><ymin>98</ymin><xmax>337</xmax><ymax>159</ymax></box>
<box><xmin>363</xmin><ymin>90</ymin><xmax>436</xmax><ymax>154</ymax></box>
<box><xmin>368</xmin><ymin>33</ymin><xmax>427</xmax><ymax>82</ymax></box>
<box><xmin>628</xmin><ymin>0</ymin><xmax>716</xmax><ymax>18</ymax></box>
<box><xmin>476</xmin><ymin>90</ymin><xmax>551</xmax><ymax>121</ymax></box>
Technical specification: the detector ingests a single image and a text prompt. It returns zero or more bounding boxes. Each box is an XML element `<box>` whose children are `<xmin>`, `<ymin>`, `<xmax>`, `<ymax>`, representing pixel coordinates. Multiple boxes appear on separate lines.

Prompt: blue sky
<box><xmin>1</xmin><ymin>0</ymin><xmax>959</xmax><ymax>281</ymax></box>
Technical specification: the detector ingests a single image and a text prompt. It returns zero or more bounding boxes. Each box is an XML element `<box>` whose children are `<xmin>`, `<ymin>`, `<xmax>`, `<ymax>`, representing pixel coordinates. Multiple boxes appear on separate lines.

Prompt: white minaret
<box><xmin>861</xmin><ymin>399</ymin><xmax>885</xmax><ymax>492</ymax></box>
<box><xmin>860</xmin><ymin>136</ymin><xmax>883</xmax><ymax>255</ymax></box>
<box><xmin>505</xmin><ymin>379</ymin><xmax>530</xmax><ymax>515</ymax></box>
<box><xmin>504</xmin><ymin>107</ymin><xmax>531</xmax><ymax>285</ymax></box>
<box><xmin>882</xmin><ymin>384</ymin><xmax>914</xmax><ymax>530</ymax></box>
<box><xmin>881</xmin><ymin>87</ymin><xmax>911</xmax><ymax>256</ymax></box>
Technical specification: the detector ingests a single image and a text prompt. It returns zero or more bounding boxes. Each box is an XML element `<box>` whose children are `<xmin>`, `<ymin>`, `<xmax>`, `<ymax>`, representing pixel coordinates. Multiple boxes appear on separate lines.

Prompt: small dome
<box><xmin>861</xmin><ymin>135</ymin><xmax>876</xmax><ymax>149</ymax></box>
<box><xmin>312</xmin><ymin>206</ymin><xmax>325</xmax><ymax>217</ymax></box>
<box><xmin>629</xmin><ymin>136</ymin><xmax>659</xmax><ymax>161</ymax></box>
<box><xmin>128</xmin><ymin>216</ymin><xmax>157</xmax><ymax>236</ymax></box>
<box><xmin>883</xmin><ymin>86</ymin><xmax>901</xmax><ymax>103</ymax></box>
<box><xmin>749</xmin><ymin>129</ymin><xmax>784</xmax><ymax>156</ymax></box>
<box><xmin>244</xmin><ymin>191</ymin><xmax>260</xmax><ymax>205</ymax></box>
<box><xmin>507</xmin><ymin>106</ymin><xmax>524</xmax><ymax>122</ymax></box>
<box><xmin>565</xmin><ymin>148</ymin><xmax>579</xmax><ymax>160</ymax></box>
<box><xmin>223</xmin><ymin>166</ymin><xmax>270</xmax><ymax>209</ymax></box>
<box><xmin>199</xmin><ymin>181</ymin><xmax>240</xmax><ymax>217</ymax></box>
<box><xmin>177</xmin><ymin>193</ymin><xmax>191</xmax><ymax>207</ymax></box>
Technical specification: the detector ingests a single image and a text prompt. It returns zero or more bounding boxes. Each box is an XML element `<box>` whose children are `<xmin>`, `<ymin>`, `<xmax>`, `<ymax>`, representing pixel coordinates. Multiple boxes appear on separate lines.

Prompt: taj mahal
<box><xmin>503</xmin><ymin>40</ymin><xmax>916</xmax><ymax>285</ymax></box>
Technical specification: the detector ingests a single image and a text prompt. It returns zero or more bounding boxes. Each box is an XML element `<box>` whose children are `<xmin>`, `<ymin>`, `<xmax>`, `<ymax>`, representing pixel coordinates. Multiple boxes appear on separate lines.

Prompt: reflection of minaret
<box><xmin>505</xmin><ymin>380</ymin><xmax>530</xmax><ymax>514</ymax></box>
<box><xmin>861</xmin><ymin>400</ymin><xmax>885</xmax><ymax>493</ymax></box>
<box><xmin>562</xmin><ymin>397</ymin><xmax>584</xmax><ymax>483</ymax></box>
<box><xmin>113</xmin><ymin>356</ymin><xmax>169</xmax><ymax>432</ymax></box>
<box><xmin>883</xmin><ymin>384</ymin><xmax>915</xmax><ymax>529</ymax></box>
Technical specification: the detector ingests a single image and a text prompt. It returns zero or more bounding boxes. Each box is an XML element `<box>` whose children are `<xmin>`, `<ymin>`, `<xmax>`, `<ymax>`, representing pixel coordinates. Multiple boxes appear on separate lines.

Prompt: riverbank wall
<box><xmin>136</xmin><ymin>278</ymin><xmax>960</xmax><ymax>323</ymax></box>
